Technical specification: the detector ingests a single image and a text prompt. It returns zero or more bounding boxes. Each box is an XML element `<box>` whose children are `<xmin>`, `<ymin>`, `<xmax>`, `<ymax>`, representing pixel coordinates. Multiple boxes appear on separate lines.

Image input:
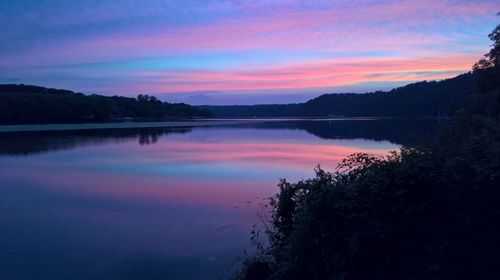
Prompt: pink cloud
<box><xmin>123</xmin><ymin>54</ymin><xmax>479</xmax><ymax>93</ymax></box>
<box><xmin>1</xmin><ymin>0</ymin><xmax>494</xmax><ymax>67</ymax></box>
<box><xmin>1</xmin><ymin>0</ymin><xmax>494</xmax><ymax>97</ymax></box>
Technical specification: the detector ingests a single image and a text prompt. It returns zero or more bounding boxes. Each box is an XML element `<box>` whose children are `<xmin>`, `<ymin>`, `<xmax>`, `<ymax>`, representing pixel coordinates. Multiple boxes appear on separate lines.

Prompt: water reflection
<box><xmin>0</xmin><ymin>127</ymin><xmax>191</xmax><ymax>156</ymax></box>
<box><xmin>0</xmin><ymin>120</ymin><xmax>434</xmax><ymax>279</ymax></box>
<box><xmin>248</xmin><ymin>118</ymin><xmax>438</xmax><ymax>145</ymax></box>
<box><xmin>0</xmin><ymin>119</ymin><xmax>437</xmax><ymax>156</ymax></box>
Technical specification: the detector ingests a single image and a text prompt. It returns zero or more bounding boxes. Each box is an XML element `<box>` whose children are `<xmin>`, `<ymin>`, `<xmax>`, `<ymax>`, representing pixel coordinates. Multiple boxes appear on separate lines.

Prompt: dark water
<box><xmin>0</xmin><ymin>119</ymin><xmax>437</xmax><ymax>280</ymax></box>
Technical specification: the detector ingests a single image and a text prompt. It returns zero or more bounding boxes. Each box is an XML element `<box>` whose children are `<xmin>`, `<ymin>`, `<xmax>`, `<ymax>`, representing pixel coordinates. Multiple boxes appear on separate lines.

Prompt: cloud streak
<box><xmin>25</xmin><ymin>54</ymin><xmax>475</xmax><ymax>94</ymax></box>
<box><xmin>0</xmin><ymin>0</ymin><xmax>497</xmax><ymax>102</ymax></box>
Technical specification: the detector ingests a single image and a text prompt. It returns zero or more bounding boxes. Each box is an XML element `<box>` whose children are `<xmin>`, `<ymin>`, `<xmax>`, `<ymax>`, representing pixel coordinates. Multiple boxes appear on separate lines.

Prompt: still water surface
<box><xmin>0</xmin><ymin>119</ymin><xmax>436</xmax><ymax>279</ymax></box>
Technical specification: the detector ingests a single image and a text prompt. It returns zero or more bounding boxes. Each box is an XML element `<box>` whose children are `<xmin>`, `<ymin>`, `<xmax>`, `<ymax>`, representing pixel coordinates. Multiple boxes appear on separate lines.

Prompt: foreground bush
<box><xmin>237</xmin><ymin>113</ymin><xmax>500</xmax><ymax>279</ymax></box>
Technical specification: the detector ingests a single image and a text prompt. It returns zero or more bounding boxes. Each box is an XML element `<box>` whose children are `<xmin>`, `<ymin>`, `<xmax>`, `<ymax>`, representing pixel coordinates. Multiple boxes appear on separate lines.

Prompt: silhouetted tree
<box><xmin>473</xmin><ymin>17</ymin><xmax>500</xmax><ymax>92</ymax></box>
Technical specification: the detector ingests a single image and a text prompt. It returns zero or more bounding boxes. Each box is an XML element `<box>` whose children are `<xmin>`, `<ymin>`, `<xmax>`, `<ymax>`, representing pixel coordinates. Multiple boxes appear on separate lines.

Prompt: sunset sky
<box><xmin>0</xmin><ymin>0</ymin><xmax>498</xmax><ymax>104</ymax></box>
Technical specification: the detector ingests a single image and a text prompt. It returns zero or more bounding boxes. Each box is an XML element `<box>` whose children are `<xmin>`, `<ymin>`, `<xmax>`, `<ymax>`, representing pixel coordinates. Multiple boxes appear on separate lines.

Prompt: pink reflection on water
<box><xmin>137</xmin><ymin>140</ymin><xmax>394</xmax><ymax>168</ymax></box>
<box><xmin>2</xmin><ymin>169</ymin><xmax>268</xmax><ymax>209</ymax></box>
<box><xmin>1</xmin><ymin>133</ymin><xmax>396</xmax><ymax>208</ymax></box>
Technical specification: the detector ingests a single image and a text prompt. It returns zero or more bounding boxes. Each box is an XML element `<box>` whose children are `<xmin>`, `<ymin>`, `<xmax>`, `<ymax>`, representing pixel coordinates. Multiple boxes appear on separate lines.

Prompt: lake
<box><xmin>0</xmin><ymin>119</ymin><xmax>436</xmax><ymax>280</ymax></box>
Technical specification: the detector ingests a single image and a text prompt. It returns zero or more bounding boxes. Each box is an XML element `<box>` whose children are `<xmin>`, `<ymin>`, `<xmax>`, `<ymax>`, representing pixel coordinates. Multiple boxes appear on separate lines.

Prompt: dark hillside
<box><xmin>0</xmin><ymin>84</ymin><xmax>213</xmax><ymax>124</ymax></box>
<box><xmin>203</xmin><ymin>73</ymin><xmax>478</xmax><ymax>118</ymax></box>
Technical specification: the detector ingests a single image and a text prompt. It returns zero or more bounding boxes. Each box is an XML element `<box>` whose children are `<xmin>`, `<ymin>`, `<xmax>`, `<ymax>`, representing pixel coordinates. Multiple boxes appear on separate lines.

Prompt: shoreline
<box><xmin>0</xmin><ymin>117</ymin><xmax>421</xmax><ymax>133</ymax></box>
<box><xmin>0</xmin><ymin>120</ymin><xmax>268</xmax><ymax>133</ymax></box>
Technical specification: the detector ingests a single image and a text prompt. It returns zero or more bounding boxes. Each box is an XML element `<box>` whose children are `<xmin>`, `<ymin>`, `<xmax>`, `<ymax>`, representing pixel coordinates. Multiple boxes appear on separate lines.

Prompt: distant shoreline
<box><xmin>0</xmin><ymin>120</ymin><xmax>261</xmax><ymax>133</ymax></box>
<box><xmin>0</xmin><ymin>117</ymin><xmax>393</xmax><ymax>133</ymax></box>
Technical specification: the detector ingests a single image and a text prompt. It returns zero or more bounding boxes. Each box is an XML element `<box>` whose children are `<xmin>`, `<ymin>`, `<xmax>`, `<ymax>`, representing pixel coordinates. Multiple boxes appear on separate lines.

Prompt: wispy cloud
<box><xmin>85</xmin><ymin>54</ymin><xmax>479</xmax><ymax>94</ymax></box>
<box><xmin>0</xmin><ymin>0</ymin><xmax>496</xmax><ymax>102</ymax></box>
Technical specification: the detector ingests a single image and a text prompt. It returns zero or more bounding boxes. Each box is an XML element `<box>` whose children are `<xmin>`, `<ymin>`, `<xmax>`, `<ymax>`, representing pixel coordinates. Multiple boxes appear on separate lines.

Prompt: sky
<box><xmin>0</xmin><ymin>0</ymin><xmax>498</xmax><ymax>105</ymax></box>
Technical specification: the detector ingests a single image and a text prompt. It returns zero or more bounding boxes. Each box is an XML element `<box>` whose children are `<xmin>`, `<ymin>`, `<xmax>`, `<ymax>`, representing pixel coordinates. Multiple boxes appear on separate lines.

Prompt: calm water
<box><xmin>0</xmin><ymin>119</ymin><xmax>436</xmax><ymax>280</ymax></box>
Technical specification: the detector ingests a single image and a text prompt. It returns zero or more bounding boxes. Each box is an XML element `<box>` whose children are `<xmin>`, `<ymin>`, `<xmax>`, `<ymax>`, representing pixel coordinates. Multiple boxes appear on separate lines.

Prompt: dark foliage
<box><xmin>236</xmin><ymin>22</ymin><xmax>500</xmax><ymax>280</ymax></box>
<box><xmin>236</xmin><ymin>104</ymin><xmax>500</xmax><ymax>280</ymax></box>
<box><xmin>0</xmin><ymin>84</ymin><xmax>213</xmax><ymax>124</ymax></box>
<box><xmin>240</xmin><ymin>114</ymin><xmax>500</xmax><ymax>280</ymax></box>
<box><xmin>473</xmin><ymin>22</ymin><xmax>500</xmax><ymax>94</ymax></box>
<box><xmin>203</xmin><ymin>73</ymin><xmax>478</xmax><ymax>118</ymax></box>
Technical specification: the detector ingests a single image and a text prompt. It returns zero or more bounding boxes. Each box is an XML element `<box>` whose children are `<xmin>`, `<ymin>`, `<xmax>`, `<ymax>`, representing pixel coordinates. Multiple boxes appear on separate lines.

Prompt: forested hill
<box><xmin>0</xmin><ymin>84</ymin><xmax>213</xmax><ymax>124</ymax></box>
<box><xmin>201</xmin><ymin>73</ymin><xmax>479</xmax><ymax>118</ymax></box>
<box><xmin>0</xmin><ymin>72</ymin><xmax>480</xmax><ymax>124</ymax></box>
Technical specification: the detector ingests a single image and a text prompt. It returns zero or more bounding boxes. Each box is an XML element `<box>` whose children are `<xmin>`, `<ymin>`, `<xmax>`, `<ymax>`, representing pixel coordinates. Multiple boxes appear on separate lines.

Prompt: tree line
<box><xmin>0</xmin><ymin>84</ymin><xmax>213</xmax><ymax>124</ymax></box>
<box><xmin>203</xmin><ymin>72</ymin><xmax>479</xmax><ymax>118</ymax></box>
